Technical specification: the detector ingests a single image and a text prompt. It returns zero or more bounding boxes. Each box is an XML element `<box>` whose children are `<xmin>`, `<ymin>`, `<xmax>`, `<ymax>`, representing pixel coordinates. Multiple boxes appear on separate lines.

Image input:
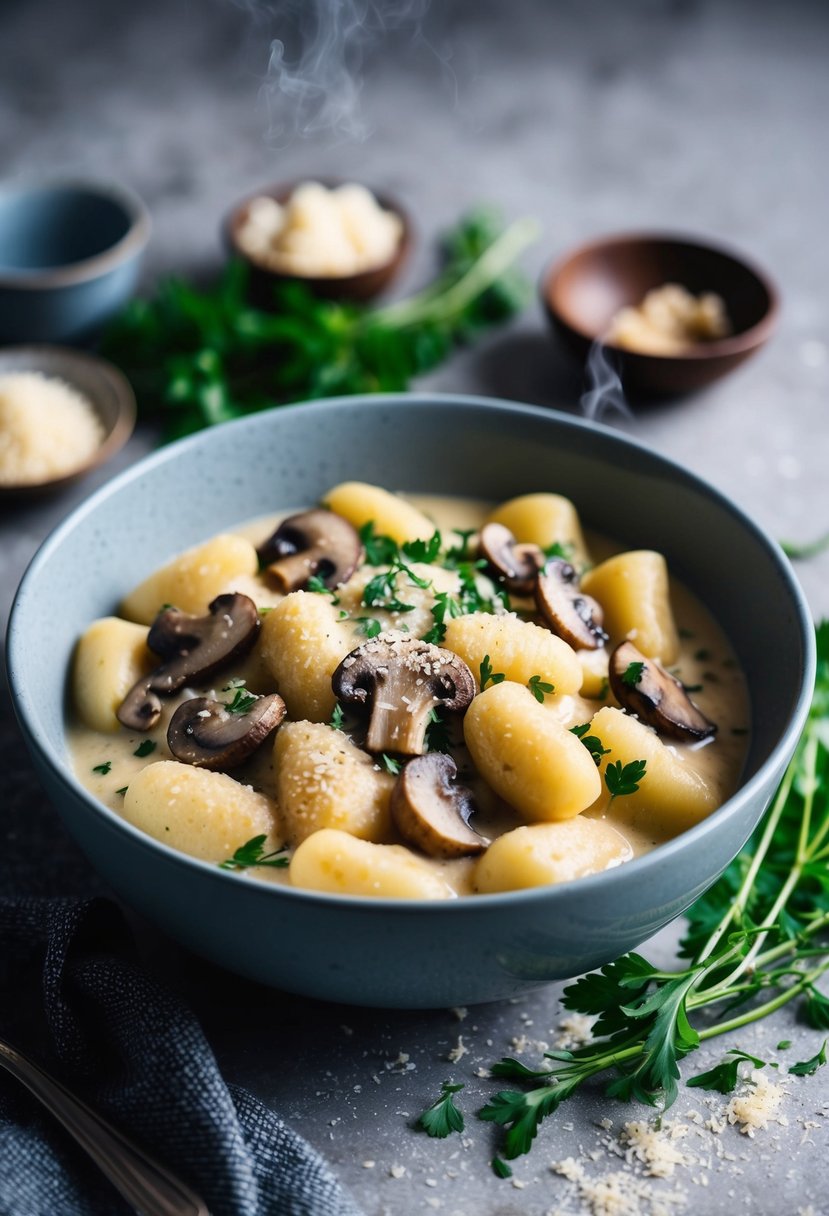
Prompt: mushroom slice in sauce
<box><xmin>258</xmin><ymin>509</ymin><xmax>363</xmax><ymax>593</ymax></box>
<box><xmin>609</xmin><ymin>640</ymin><xmax>717</xmax><ymax>742</ymax></box>
<box><xmin>167</xmin><ymin>693</ymin><xmax>286</xmax><ymax>770</ymax></box>
<box><xmin>391</xmin><ymin>753</ymin><xmax>488</xmax><ymax>859</ymax></box>
<box><xmin>535</xmin><ymin>558</ymin><xmax>608</xmax><ymax>650</ymax></box>
<box><xmin>478</xmin><ymin>522</ymin><xmax>544</xmax><ymax>596</ymax></box>
<box><xmin>331</xmin><ymin>633</ymin><xmax>476</xmax><ymax>756</ymax></box>
<box><xmin>117</xmin><ymin>593</ymin><xmax>260</xmax><ymax>732</ymax></box>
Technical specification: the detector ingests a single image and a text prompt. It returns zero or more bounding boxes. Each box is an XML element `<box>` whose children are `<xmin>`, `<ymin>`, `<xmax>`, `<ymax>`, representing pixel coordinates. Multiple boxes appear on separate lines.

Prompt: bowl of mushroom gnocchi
<box><xmin>7</xmin><ymin>394</ymin><xmax>814</xmax><ymax>1006</ymax></box>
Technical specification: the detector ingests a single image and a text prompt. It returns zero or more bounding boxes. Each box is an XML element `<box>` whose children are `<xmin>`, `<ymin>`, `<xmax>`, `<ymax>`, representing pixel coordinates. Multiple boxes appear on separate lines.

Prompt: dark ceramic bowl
<box><xmin>0</xmin><ymin>181</ymin><xmax>151</xmax><ymax>345</ymax></box>
<box><xmin>6</xmin><ymin>395</ymin><xmax>814</xmax><ymax>1008</ymax></box>
<box><xmin>225</xmin><ymin>181</ymin><xmax>410</xmax><ymax>307</ymax></box>
<box><xmin>542</xmin><ymin>232</ymin><xmax>779</xmax><ymax>398</ymax></box>
<box><xmin>0</xmin><ymin>346</ymin><xmax>136</xmax><ymax>500</ymax></box>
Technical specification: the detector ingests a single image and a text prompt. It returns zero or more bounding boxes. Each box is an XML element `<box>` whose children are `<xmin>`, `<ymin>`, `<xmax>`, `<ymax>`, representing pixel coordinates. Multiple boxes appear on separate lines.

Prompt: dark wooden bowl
<box><xmin>541</xmin><ymin>233</ymin><xmax>779</xmax><ymax>398</ymax></box>
<box><xmin>224</xmin><ymin>181</ymin><xmax>411</xmax><ymax>308</ymax></box>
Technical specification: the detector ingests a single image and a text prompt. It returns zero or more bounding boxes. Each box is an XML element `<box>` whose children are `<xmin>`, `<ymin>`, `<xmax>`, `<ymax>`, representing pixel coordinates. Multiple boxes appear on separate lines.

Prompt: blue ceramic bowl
<box><xmin>0</xmin><ymin>181</ymin><xmax>150</xmax><ymax>344</ymax></box>
<box><xmin>6</xmin><ymin>396</ymin><xmax>815</xmax><ymax>1007</ymax></box>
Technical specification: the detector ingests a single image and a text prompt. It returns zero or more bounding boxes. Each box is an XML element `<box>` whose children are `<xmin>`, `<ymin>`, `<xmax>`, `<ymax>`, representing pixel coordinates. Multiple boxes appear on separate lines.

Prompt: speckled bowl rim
<box><xmin>7</xmin><ymin>393</ymin><xmax>815</xmax><ymax>915</ymax></box>
<box><xmin>542</xmin><ymin>229</ymin><xmax>780</xmax><ymax>361</ymax></box>
<box><xmin>0</xmin><ymin>179</ymin><xmax>151</xmax><ymax>289</ymax></box>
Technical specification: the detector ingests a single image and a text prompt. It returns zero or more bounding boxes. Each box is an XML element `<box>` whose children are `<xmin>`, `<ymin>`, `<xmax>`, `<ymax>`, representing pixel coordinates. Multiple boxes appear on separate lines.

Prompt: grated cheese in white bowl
<box><xmin>0</xmin><ymin>371</ymin><xmax>104</xmax><ymax>486</ymax></box>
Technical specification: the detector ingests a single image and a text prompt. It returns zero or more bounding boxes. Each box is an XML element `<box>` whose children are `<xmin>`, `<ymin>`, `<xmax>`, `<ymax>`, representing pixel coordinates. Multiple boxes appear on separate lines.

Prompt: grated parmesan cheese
<box><xmin>0</xmin><ymin>371</ymin><xmax>104</xmax><ymax>485</ymax></box>
<box><xmin>725</xmin><ymin>1071</ymin><xmax>786</xmax><ymax>1137</ymax></box>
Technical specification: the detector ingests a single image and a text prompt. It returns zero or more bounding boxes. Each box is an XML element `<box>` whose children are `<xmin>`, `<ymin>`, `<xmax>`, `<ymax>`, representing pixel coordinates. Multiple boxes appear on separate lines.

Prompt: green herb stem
<box><xmin>368</xmin><ymin>218</ymin><xmax>540</xmax><ymax>331</ymax></box>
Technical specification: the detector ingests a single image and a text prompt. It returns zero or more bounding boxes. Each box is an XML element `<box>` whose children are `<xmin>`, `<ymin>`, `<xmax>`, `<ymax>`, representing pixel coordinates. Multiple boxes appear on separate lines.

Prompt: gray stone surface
<box><xmin>2</xmin><ymin>0</ymin><xmax>829</xmax><ymax>1212</ymax></box>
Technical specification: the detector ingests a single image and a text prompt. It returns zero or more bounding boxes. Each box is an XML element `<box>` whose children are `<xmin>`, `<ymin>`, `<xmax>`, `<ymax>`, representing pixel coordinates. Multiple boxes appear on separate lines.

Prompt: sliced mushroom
<box><xmin>609</xmin><ymin>640</ymin><xmax>717</xmax><ymax>742</ymax></box>
<box><xmin>258</xmin><ymin>509</ymin><xmax>362</xmax><ymax>593</ymax></box>
<box><xmin>478</xmin><ymin>522</ymin><xmax>544</xmax><ymax>595</ymax></box>
<box><xmin>167</xmin><ymin>692</ymin><xmax>286</xmax><ymax>770</ymax></box>
<box><xmin>535</xmin><ymin>558</ymin><xmax>608</xmax><ymax>650</ymax></box>
<box><xmin>331</xmin><ymin>633</ymin><xmax>475</xmax><ymax>756</ymax></box>
<box><xmin>117</xmin><ymin>593</ymin><xmax>260</xmax><ymax>731</ymax></box>
<box><xmin>391</xmin><ymin>753</ymin><xmax>488</xmax><ymax>859</ymax></box>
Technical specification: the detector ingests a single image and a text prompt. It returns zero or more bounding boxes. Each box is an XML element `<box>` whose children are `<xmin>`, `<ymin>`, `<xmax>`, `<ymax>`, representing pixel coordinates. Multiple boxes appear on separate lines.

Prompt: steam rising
<box><xmin>580</xmin><ymin>341</ymin><xmax>633</xmax><ymax>423</ymax></box>
<box><xmin>251</xmin><ymin>0</ymin><xmax>435</xmax><ymax>143</ymax></box>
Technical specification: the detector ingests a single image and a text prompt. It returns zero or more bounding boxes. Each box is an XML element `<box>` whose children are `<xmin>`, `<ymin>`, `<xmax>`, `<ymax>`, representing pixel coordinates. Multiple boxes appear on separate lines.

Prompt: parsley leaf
<box><xmin>789</xmin><ymin>1040</ymin><xmax>828</xmax><ymax>1076</ymax></box>
<box><xmin>329</xmin><ymin>703</ymin><xmax>345</xmax><ymax>731</ymax></box>
<box><xmin>402</xmin><ymin>531</ymin><xmax>442</xmax><ymax>564</ymax></box>
<box><xmin>570</xmin><ymin>724</ymin><xmax>611</xmax><ymax>765</ymax></box>
<box><xmin>355</xmin><ymin>616</ymin><xmax>382</xmax><ymax>638</ymax></box>
<box><xmin>480</xmin><ymin>655</ymin><xmax>506</xmax><ymax>690</ymax></box>
<box><xmin>421</xmin><ymin>590</ymin><xmax>463</xmax><ymax>645</ymax></box>
<box><xmin>528</xmin><ymin>675</ymin><xmax>555</xmax><ymax>703</ymax></box>
<box><xmin>491</xmin><ymin>1157</ymin><xmax>513</xmax><ymax>1179</ymax></box>
<box><xmin>219</xmin><ymin>835</ymin><xmax>289</xmax><ymax>871</ymax></box>
<box><xmin>417</xmin><ymin>1082</ymin><xmax>465</xmax><ymax>1138</ymax></box>
<box><xmin>92</xmin><ymin>761</ymin><xmax>112</xmax><ymax>775</ymax></box>
<box><xmin>381</xmin><ymin>754</ymin><xmax>402</xmax><ymax>775</ymax></box>
<box><xmin>306</xmin><ymin>575</ymin><xmax>340</xmax><ymax>604</ymax></box>
<box><xmin>359</xmin><ymin>522</ymin><xmax>399</xmax><ymax>566</ymax></box>
<box><xmin>224</xmin><ymin>688</ymin><xmax>259</xmax><ymax>715</ymax></box>
<box><xmin>115</xmin><ymin>786</ymin><xmax>128</xmax><ymax>796</ymax></box>
<box><xmin>133</xmin><ymin>739</ymin><xmax>157</xmax><ymax>758</ymax></box>
<box><xmin>605</xmin><ymin>758</ymin><xmax>647</xmax><ymax>801</ymax></box>
<box><xmin>425</xmin><ymin>707</ymin><xmax>452</xmax><ymax>754</ymax></box>
<box><xmin>687</xmin><ymin>1050</ymin><xmax>768</xmax><ymax>1094</ymax></box>
<box><xmin>621</xmin><ymin>661</ymin><xmax>645</xmax><ymax>687</ymax></box>
<box><xmin>544</xmin><ymin>541</ymin><xmax>574</xmax><ymax>561</ymax></box>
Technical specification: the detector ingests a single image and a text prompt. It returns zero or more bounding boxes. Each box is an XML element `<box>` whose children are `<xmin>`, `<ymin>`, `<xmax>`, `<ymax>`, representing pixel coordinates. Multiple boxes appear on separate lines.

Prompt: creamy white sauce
<box><xmin>69</xmin><ymin>493</ymin><xmax>749</xmax><ymax>896</ymax></box>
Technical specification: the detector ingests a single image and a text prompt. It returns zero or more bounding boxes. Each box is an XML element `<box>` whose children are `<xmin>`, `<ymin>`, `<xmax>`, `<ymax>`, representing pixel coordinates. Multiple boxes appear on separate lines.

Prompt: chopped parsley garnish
<box><xmin>329</xmin><ymin>703</ymin><xmax>345</xmax><ymax>732</ymax></box>
<box><xmin>417</xmin><ymin>1082</ymin><xmax>465</xmax><ymax>1138</ymax></box>
<box><xmin>621</xmin><ymin>661</ymin><xmax>645</xmax><ymax>687</ymax></box>
<box><xmin>527</xmin><ymin>675</ymin><xmax>555</xmax><ymax>703</ymax></box>
<box><xmin>491</xmin><ymin>1157</ymin><xmax>513</xmax><ymax>1179</ymax></box>
<box><xmin>604</xmin><ymin>758</ymin><xmax>647</xmax><ymax>800</ymax></box>
<box><xmin>683</xmin><ymin>683</ymin><xmax>704</xmax><ymax>694</ymax></box>
<box><xmin>115</xmin><ymin>786</ymin><xmax>129</xmax><ymax>796</ymax></box>
<box><xmin>570</xmin><ymin>724</ymin><xmax>611</xmax><ymax>765</ymax></box>
<box><xmin>133</xmin><ymin>739</ymin><xmax>157</xmax><ymax>758</ymax></box>
<box><xmin>224</xmin><ymin>688</ymin><xmax>259</xmax><ymax>715</ymax></box>
<box><xmin>597</xmin><ymin>677</ymin><xmax>609</xmax><ymax>702</ymax></box>
<box><xmin>381</xmin><ymin>754</ymin><xmax>402</xmax><ymax>775</ymax></box>
<box><xmin>359</xmin><ymin>521</ymin><xmax>399</xmax><ymax>566</ymax></box>
<box><xmin>694</xmin><ymin>648</ymin><xmax>711</xmax><ymax>662</ymax></box>
<box><xmin>355</xmin><ymin>616</ymin><xmax>382</xmax><ymax>638</ymax></box>
<box><xmin>219</xmin><ymin>834</ymin><xmax>289</xmax><ymax>871</ymax></box>
<box><xmin>422</xmin><ymin>590</ymin><xmax>464</xmax><ymax>645</ymax></box>
<box><xmin>401</xmin><ymin>531</ymin><xmax>442</xmax><ymax>564</ymax></box>
<box><xmin>479</xmin><ymin>655</ymin><xmax>506</xmax><ymax>690</ymax></box>
<box><xmin>92</xmin><ymin>761</ymin><xmax>112</xmax><ymax>775</ymax></box>
<box><xmin>544</xmin><ymin>540</ymin><xmax>574</xmax><ymax>561</ymax></box>
<box><xmin>445</xmin><ymin>528</ymin><xmax>476</xmax><ymax>564</ymax></box>
<box><xmin>306</xmin><ymin>575</ymin><xmax>339</xmax><ymax>604</ymax></box>
<box><xmin>777</xmin><ymin>1040</ymin><xmax>792</xmax><ymax>1051</ymax></box>
<box><xmin>781</xmin><ymin>531</ymin><xmax>829</xmax><ymax>561</ymax></box>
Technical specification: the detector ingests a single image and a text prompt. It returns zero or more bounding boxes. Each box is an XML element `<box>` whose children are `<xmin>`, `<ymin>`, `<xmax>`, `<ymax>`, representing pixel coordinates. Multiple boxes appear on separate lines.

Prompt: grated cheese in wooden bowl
<box><xmin>0</xmin><ymin>371</ymin><xmax>104</xmax><ymax>486</ymax></box>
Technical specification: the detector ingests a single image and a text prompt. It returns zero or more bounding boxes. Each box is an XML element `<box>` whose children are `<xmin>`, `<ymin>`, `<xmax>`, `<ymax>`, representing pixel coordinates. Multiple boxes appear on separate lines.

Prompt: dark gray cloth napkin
<box><xmin>0</xmin><ymin>896</ymin><xmax>364</xmax><ymax>1216</ymax></box>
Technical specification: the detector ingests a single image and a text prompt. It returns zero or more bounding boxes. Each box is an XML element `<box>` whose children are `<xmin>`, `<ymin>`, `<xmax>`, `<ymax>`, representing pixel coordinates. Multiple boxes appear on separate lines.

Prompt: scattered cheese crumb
<box><xmin>726</xmin><ymin>1071</ymin><xmax>786</xmax><ymax>1136</ymax></box>
<box><xmin>619</xmin><ymin>1120</ymin><xmax>689</xmax><ymax>1178</ymax></box>
<box><xmin>389</xmin><ymin>1164</ymin><xmax>406</xmax><ymax>1179</ymax></box>
<box><xmin>446</xmin><ymin>1036</ymin><xmax>468</xmax><ymax>1064</ymax></box>
<box><xmin>450</xmin><ymin>1006</ymin><xmax>468</xmax><ymax>1022</ymax></box>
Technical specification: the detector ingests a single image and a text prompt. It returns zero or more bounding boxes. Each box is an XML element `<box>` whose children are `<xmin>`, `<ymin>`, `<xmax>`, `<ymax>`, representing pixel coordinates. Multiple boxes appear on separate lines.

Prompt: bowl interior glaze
<box><xmin>6</xmin><ymin>396</ymin><xmax>814</xmax><ymax>1007</ymax></box>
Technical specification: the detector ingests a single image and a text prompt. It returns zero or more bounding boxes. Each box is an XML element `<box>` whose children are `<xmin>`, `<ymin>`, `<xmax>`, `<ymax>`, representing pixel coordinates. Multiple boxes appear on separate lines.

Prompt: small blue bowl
<box><xmin>0</xmin><ymin>181</ymin><xmax>150</xmax><ymax>344</ymax></box>
<box><xmin>6</xmin><ymin>395</ymin><xmax>816</xmax><ymax>1007</ymax></box>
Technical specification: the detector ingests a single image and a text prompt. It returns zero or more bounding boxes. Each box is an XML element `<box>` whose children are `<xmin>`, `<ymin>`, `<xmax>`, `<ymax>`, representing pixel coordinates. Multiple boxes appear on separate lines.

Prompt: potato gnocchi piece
<box><xmin>444</xmin><ymin>612</ymin><xmax>582</xmax><ymax>696</ymax></box>
<box><xmin>589</xmin><ymin>705</ymin><xmax>718</xmax><ymax>835</ymax></box>
<box><xmin>475</xmin><ymin>818</ymin><xmax>632</xmax><ymax>892</ymax></box>
<box><xmin>120</xmin><ymin>534</ymin><xmax>259</xmax><ymax>625</ymax></box>
<box><xmin>275</xmin><ymin>721</ymin><xmax>394</xmax><ymax>845</ymax></box>
<box><xmin>122</xmin><ymin>760</ymin><xmax>279</xmax><ymax>863</ymax></box>
<box><xmin>337</xmin><ymin>562</ymin><xmax>459</xmax><ymax>639</ymax></box>
<box><xmin>260</xmin><ymin>591</ymin><xmax>353</xmax><ymax>722</ymax></box>
<box><xmin>581</xmin><ymin>550</ymin><xmax>679</xmax><ymax>664</ymax></box>
<box><xmin>290</xmin><ymin>828</ymin><xmax>453</xmax><ymax>899</ymax></box>
<box><xmin>324</xmin><ymin>481</ymin><xmax>435</xmax><ymax>544</ymax></box>
<box><xmin>464</xmin><ymin>682</ymin><xmax>602</xmax><ymax>822</ymax></box>
<box><xmin>487</xmin><ymin>493</ymin><xmax>589</xmax><ymax>568</ymax></box>
<box><xmin>74</xmin><ymin>617</ymin><xmax>153</xmax><ymax>733</ymax></box>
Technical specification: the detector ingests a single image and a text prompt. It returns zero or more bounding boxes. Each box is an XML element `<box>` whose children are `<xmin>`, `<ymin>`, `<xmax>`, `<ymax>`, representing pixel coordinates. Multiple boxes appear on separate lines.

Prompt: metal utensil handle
<box><xmin>0</xmin><ymin>1038</ymin><xmax>210</xmax><ymax>1216</ymax></box>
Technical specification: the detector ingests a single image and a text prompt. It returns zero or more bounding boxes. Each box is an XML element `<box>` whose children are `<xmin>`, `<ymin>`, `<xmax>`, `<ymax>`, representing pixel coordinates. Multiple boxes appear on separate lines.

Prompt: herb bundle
<box><xmin>103</xmin><ymin>210</ymin><xmax>537</xmax><ymax>441</ymax></box>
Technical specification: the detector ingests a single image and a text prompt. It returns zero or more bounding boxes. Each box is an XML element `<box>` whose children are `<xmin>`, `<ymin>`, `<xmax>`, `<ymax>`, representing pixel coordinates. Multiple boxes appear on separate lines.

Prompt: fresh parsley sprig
<box><xmin>479</xmin><ymin>655</ymin><xmax>505</xmax><ymax>690</ymax></box>
<box><xmin>605</xmin><ymin>758</ymin><xmax>647</xmax><ymax>801</ymax></box>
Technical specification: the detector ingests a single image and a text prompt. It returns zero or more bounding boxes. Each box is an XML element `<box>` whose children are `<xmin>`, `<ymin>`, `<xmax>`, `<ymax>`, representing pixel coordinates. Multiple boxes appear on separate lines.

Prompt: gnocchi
<box><xmin>70</xmin><ymin>482</ymin><xmax>749</xmax><ymax>899</ymax></box>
